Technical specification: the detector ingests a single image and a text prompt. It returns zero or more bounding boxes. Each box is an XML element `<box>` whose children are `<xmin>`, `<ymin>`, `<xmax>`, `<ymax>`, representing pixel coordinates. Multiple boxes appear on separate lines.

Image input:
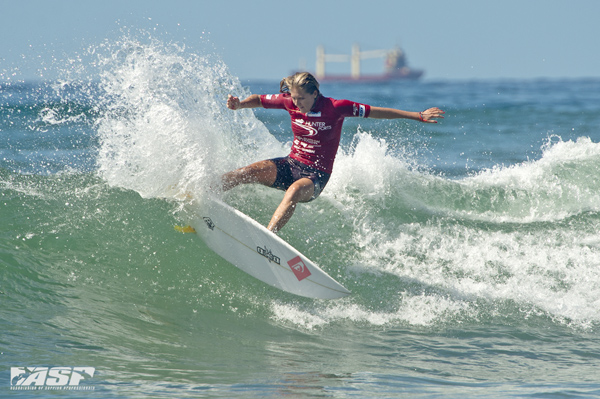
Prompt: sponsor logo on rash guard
<box><xmin>292</xmin><ymin>119</ymin><xmax>332</xmax><ymax>136</ymax></box>
<box><xmin>352</xmin><ymin>103</ymin><xmax>367</xmax><ymax>117</ymax></box>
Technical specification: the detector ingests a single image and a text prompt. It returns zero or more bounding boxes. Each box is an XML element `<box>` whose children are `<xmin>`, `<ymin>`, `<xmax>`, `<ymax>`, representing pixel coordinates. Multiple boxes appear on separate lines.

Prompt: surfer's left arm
<box><xmin>369</xmin><ymin>106</ymin><xmax>444</xmax><ymax>123</ymax></box>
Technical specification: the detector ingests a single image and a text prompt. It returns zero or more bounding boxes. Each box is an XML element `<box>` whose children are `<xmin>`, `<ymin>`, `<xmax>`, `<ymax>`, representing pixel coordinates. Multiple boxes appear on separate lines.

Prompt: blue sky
<box><xmin>1</xmin><ymin>0</ymin><xmax>599</xmax><ymax>82</ymax></box>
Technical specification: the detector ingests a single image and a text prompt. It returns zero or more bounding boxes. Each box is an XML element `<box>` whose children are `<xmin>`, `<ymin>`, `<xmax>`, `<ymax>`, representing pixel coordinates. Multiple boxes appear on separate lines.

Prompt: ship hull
<box><xmin>319</xmin><ymin>69</ymin><xmax>423</xmax><ymax>83</ymax></box>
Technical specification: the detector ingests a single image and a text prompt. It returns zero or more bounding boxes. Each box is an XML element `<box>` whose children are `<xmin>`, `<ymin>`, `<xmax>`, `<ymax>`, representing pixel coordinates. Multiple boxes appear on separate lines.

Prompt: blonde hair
<box><xmin>279</xmin><ymin>72</ymin><xmax>320</xmax><ymax>95</ymax></box>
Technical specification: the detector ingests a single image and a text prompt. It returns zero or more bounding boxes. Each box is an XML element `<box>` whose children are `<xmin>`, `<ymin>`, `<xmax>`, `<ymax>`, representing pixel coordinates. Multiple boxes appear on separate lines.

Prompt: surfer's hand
<box><xmin>227</xmin><ymin>95</ymin><xmax>241</xmax><ymax>110</ymax></box>
<box><xmin>419</xmin><ymin>107</ymin><xmax>445</xmax><ymax>123</ymax></box>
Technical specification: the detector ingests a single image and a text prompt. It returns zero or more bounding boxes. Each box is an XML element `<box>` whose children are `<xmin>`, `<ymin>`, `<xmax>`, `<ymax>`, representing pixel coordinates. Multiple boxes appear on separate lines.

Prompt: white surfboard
<box><xmin>185</xmin><ymin>196</ymin><xmax>351</xmax><ymax>299</ymax></box>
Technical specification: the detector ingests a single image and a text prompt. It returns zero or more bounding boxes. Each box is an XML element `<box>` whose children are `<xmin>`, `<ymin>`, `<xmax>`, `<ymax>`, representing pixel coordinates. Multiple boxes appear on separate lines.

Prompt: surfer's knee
<box><xmin>285</xmin><ymin>179</ymin><xmax>314</xmax><ymax>204</ymax></box>
<box><xmin>282</xmin><ymin>189</ymin><xmax>303</xmax><ymax>207</ymax></box>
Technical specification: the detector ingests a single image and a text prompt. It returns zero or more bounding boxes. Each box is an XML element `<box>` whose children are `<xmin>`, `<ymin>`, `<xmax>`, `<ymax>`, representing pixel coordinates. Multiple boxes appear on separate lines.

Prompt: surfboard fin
<box><xmin>174</xmin><ymin>225</ymin><xmax>196</xmax><ymax>233</ymax></box>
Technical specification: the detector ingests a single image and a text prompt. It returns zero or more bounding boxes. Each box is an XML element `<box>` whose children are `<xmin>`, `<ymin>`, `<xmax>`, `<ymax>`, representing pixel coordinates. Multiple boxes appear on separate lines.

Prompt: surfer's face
<box><xmin>290</xmin><ymin>87</ymin><xmax>318</xmax><ymax>114</ymax></box>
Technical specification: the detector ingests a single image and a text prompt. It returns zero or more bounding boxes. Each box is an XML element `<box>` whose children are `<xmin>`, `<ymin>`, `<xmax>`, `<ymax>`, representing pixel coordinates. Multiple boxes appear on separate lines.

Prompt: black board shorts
<box><xmin>269</xmin><ymin>156</ymin><xmax>331</xmax><ymax>201</ymax></box>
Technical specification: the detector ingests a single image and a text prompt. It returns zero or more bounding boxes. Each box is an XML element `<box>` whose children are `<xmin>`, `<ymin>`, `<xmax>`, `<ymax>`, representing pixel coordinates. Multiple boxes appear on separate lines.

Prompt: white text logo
<box><xmin>10</xmin><ymin>367</ymin><xmax>95</xmax><ymax>391</ymax></box>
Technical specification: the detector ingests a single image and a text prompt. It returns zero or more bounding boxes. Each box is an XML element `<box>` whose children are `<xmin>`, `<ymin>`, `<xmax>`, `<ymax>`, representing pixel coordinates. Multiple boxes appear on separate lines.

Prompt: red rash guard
<box><xmin>259</xmin><ymin>93</ymin><xmax>371</xmax><ymax>174</ymax></box>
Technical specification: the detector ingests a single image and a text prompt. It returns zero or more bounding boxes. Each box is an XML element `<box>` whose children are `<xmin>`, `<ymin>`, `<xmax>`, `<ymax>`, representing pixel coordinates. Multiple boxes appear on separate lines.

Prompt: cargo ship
<box><xmin>312</xmin><ymin>44</ymin><xmax>423</xmax><ymax>82</ymax></box>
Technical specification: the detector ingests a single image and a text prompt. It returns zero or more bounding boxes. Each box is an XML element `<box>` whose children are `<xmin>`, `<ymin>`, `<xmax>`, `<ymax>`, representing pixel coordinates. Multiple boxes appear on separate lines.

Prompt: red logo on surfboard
<box><xmin>287</xmin><ymin>256</ymin><xmax>311</xmax><ymax>281</ymax></box>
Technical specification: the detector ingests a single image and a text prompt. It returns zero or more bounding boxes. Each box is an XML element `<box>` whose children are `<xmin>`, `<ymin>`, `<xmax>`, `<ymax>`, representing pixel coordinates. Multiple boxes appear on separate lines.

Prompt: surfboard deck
<box><xmin>184</xmin><ymin>196</ymin><xmax>351</xmax><ymax>299</ymax></box>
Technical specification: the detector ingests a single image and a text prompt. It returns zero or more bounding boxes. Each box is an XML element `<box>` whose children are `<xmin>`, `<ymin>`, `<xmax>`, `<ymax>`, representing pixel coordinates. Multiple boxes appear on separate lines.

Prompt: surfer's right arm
<box><xmin>227</xmin><ymin>94</ymin><xmax>262</xmax><ymax>110</ymax></box>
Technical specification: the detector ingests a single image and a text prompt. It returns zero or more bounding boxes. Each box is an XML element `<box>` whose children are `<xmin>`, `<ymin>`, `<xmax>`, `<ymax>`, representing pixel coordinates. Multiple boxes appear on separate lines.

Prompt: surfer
<box><xmin>223</xmin><ymin>72</ymin><xmax>444</xmax><ymax>233</ymax></box>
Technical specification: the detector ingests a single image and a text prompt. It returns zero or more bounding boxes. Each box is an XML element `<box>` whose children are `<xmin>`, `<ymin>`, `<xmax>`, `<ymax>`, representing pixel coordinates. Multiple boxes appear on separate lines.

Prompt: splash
<box><xmin>92</xmin><ymin>32</ymin><xmax>284</xmax><ymax>199</ymax></box>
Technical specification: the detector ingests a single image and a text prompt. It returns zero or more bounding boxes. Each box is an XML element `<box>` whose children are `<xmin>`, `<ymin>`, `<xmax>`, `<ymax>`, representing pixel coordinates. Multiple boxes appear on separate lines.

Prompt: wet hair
<box><xmin>279</xmin><ymin>72</ymin><xmax>320</xmax><ymax>95</ymax></box>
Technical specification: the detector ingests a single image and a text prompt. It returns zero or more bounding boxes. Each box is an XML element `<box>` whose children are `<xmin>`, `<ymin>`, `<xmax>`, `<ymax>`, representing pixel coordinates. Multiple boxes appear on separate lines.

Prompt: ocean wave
<box><xmin>4</xmin><ymin>32</ymin><xmax>600</xmax><ymax>332</ymax></box>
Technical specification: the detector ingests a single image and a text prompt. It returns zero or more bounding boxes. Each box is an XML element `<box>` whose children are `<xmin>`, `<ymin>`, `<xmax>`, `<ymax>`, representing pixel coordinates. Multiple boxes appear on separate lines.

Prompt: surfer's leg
<box><xmin>221</xmin><ymin>160</ymin><xmax>277</xmax><ymax>191</ymax></box>
<box><xmin>267</xmin><ymin>178</ymin><xmax>314</xmax><ymax>233</ymax></box>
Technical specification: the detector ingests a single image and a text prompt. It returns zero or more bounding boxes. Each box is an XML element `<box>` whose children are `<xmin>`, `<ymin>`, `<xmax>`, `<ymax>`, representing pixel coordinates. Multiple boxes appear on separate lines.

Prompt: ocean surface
<box><xmin>2</xmin><ymin>33</ymin><xmax>600</xmax><ymax>398</ymax></box>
